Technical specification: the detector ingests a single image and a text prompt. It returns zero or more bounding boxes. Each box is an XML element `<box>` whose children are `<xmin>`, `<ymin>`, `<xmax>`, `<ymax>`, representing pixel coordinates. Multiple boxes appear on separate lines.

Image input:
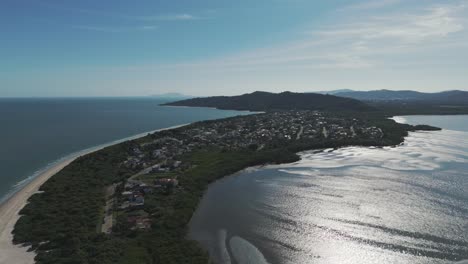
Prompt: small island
<box><xmin>12</xmin><ymin>106</ymin><xmax>440</xmax><ymax>264</ymax></box>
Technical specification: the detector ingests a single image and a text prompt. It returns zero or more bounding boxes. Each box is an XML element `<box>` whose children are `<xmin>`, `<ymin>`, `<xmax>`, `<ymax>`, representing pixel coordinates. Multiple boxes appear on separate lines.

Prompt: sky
<box><xmin>1</xmin><ymin>0</ymin><xmax>468</xmax><ymax>97</ymax></box>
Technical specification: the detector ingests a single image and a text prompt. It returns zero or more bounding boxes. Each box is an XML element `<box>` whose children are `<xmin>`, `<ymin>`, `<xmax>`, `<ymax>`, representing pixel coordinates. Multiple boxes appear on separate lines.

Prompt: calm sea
<box><xmin>0</xmin><ymin>97</ymin><xmax>250</xmax><ymax>203</ymax></box>
<box><xmin>189</xmin><ymin>115</ymin><xmax>468</xmax><ymax>264</ymax></box>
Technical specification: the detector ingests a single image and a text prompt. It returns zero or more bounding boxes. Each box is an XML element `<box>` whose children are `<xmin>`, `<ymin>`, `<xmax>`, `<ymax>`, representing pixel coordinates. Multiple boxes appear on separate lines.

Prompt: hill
<box><xmin>163</xmin><ymin>91</ymin><xmax>375</xmax><ymax>112</ymax></box>
<box><xmin>334</xmin><ymin>89</ymin><xmax>468</xmax><ymax>104</ymax></box>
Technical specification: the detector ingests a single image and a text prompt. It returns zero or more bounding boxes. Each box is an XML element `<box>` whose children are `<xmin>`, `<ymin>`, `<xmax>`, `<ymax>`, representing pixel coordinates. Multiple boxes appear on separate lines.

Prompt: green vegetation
<box><xmin>371</xmin><ymin>101</ymin><xmax>468</xmax><ymax>115</ymax></box>
<box><xmin>164</xmin><ymin>90</ymin><xmax>468</xmax><ymax>115</ymax></box>
<box><xmin>114</xmin><ymin>148</ymin><xmax>300</xmax><ymax>264</ymax></box>
<box><xmin>136</xmin><ymin>172</ymin><xmax>178</xmax><ymax>184</ymax></box>
<box><xmin>164</xmin><ymin>91</ymin><xmax>375</xmax><ymax>112</ymax></box>
<box><xmin>13</xmin><ymin>142</ymin><xmax>135</xmax><ymax>264</ymax></box>
<box><xmin>12</xmin><ymin>112</ymin><xmax>439</xmax><ymax>264</ymax></box>
<box><xmin>12</xmin><ymin>135</ymin><xmax>301</xmax><ymax>264</ymax></box>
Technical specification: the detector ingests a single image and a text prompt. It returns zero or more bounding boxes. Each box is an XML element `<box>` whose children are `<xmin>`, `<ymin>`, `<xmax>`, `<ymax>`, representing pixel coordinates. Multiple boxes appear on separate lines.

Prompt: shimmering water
<box><xmin>189</xmin><ymin>116</ymin><xmax>468</xmax><ymax>264</ymax></box>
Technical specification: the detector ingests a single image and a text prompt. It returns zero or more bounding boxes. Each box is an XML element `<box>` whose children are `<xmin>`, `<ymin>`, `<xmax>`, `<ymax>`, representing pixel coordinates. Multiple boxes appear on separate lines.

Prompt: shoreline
<box><xmin>189</xmin><ymin>130</ymin><xmax>468</xmax><ymax>264</ymax></box>
<box><xmin>0</xmin><ymin>124</ymin><xmax>189</xmax><ymax>264</ymax></box>
<box><xmin>0</xmin><ymin>114</ymin><xmax>446</xmax><ymax>264</ymax></box>
<box><xmin>0</xmin><ymin>156</ymin><xmax>78</xmax><ymax>264</ymax></box>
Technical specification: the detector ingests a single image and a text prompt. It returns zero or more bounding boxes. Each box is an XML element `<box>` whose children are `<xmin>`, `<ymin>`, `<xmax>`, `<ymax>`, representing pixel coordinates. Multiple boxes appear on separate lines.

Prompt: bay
<box><xmin>189</xmin><ymin>115</ymin><xmax>468</xmax><ymax>264</ymax></box>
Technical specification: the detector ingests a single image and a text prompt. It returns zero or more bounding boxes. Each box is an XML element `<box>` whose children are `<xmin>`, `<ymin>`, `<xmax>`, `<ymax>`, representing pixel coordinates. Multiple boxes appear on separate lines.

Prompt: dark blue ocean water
<box><xmin>0</xmin><ymin>97</ymin><xmax>249</xmax><ymax>203</ymax></box>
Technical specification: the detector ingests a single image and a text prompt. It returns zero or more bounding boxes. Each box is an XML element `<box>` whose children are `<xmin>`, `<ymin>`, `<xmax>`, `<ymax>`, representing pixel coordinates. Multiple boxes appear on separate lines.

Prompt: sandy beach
<box><xmin>0</xmin><ymin>142</ymin><xmax>130</xmax><ymax>264</ymax></box>
<box><xmin>0</xmin><ymin>124</ymin><xmax>188</xmax><ymax>264</ymax></box>
<box><xmin>0</xmin><ymin>156</ymin><xmax>79</xmax><ymax>264</ymax></box>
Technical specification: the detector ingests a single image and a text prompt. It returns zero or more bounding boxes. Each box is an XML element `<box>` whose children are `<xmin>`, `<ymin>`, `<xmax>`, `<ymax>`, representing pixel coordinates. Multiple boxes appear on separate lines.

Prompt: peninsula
<box><xmin>163</xmin><ymin>91</ymin><xmax>375</xmax><ymax>112</ymax></box>
<box><xmin>8</xmin><ymin>104</ymin><xmax>439</xmax><ymax>264</ymax></box>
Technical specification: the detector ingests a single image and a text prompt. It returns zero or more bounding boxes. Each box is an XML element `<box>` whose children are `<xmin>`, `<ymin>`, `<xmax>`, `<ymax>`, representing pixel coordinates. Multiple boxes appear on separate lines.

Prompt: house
<box><xmin>122</xmin><ymin>191</ymin><xmax>133</xmax><ymax>198</ymax></box>
<box><xmin>128</xmin><ymin>195</ymin><xmax>144</xmax><ymax>207</ymax></box>
<box><xmin>152</xmin><ymin>149</ymin><xmax>163</xmax><ymax>159</ymax></box>
<box><xmin>132</xmin><ymin>147</ymin><xmax>142</xmax><ymax>155</ymax></box>
<box><xmin>173</xmin><ymin>160</ymin><xmax>182</xmax><ymax>168</ymax></box>
<box><xmin>154</xmin><ymin>178</ymin><xmax>179</xmax><ymax>188</ymax></box>
<box><xmin>135</xmin><ymin>218</ymin><xmax>151</xmax><ymax>230</ymax></box>
<box><xmin>149</xmin><ymin>164</ymin><xmax>160</xmax><ymax>172</ymax></box>
<box><xmin>142</xmin><ymin>187</ymin><xmax>153</xmax><ymax>194</ymax></box>
<box><xmin>127</xmin><ymin>210</ymin><xmax>151</xmax><ymax>230</ymax></box>
<box><xmin>124</xmin><ymin>181</ymin><xmax>138</xmax><ymax>190</ymax></box>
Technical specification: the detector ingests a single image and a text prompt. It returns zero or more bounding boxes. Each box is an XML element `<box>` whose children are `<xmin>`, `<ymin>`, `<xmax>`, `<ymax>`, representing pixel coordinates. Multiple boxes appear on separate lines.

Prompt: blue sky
<box><xmin>1</xmin><ymin>0</ymin><xmax>468</xmax><ymax>97</ymax></box>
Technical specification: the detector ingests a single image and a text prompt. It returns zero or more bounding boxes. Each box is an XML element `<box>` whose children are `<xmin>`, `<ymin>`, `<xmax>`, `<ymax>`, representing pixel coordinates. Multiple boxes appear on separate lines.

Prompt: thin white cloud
<box><xmin>37</xmin><ymin>1</ymin><xmax>203</xmax><ymax>22</ymax></box>
<box><xmin>344</xmin><ymin>0</ymin><xmax>402</xmax><ymax>10</ymax></box>
<box><xmin>41</xmin><ymin>0</ymin><xmax>468</xmax><ymax>95</ymax></box>
<box><xmin>136</xmin><ymin>1</ymin><xmax>465</xmax><ymax>71</ymax></box>
<box><xmin>72</xmin><ymin>25</ymin><xmax>158</xmax><ymax>33</ymax></box>
<box><xmin>137</xmin><ymin>14</ymin><xmax>200</xmax><ymax>21</ymax></box>
<box><xmin>315</xmin><ymin>6</ymin><xmax>465</xmax><ymax>49</ymax></box>
<box><xmin>175</xmin><ymin>1</ymin><xmax>467</xmax><ymax>71</ymax></box>
<box><xmin>72</xmin><ymin>25</ymin><xmax>122</xmax><ymax>33</ymax></box>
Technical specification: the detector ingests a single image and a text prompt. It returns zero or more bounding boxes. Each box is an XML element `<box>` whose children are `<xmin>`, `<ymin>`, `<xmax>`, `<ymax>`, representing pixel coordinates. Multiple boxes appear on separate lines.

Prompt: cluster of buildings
<box><xmin>126</xmin><ymin>210</ymin><xmax>151</xmax><ymax>230</ymax></box>
<box><xmin>123</xmin><ymin>111</ymin><xmax>385</xmax><ymax>173</ymax></box>
<box><xmin>114</xmin><ymin>176</ymin><xmax>180</xmax><ymax>231</ymax></box>
<box><xmin>117</xmin><ymin>181</ymin><xmax>153</xmax><ymax>230</ymax></box>
<box><xmin>114</xmin><ymin>110</ymin><xmax>385</xmax><ymax>232</ymax></box>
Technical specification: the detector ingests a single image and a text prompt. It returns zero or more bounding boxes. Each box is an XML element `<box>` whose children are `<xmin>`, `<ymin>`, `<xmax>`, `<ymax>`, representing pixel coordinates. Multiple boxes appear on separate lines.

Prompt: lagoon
<box><xmin>189</xmin><ymin>115</ymin><xmax>468</xmax><ymax>264</ymax></box>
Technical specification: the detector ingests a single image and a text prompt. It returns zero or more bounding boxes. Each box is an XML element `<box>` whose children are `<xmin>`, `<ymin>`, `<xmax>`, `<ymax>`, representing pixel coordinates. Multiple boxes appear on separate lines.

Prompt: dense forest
<box><xmin>163</xmin><ymin>91</ymin><xmax>375</xmax><ymax>112</ymax></box>
<box><xmin>333</xmin><ymin>89</ymin><xmax>468</xmax><ymax>104</ymax></box>
<box><xmin>164</xmin><ymin>91</ymin><xmax>468</xmax><ymax>115</ymax></box>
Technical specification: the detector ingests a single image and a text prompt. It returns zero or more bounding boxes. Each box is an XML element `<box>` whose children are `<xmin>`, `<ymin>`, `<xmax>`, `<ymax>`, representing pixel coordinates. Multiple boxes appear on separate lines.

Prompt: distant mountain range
<box><xmin>163</xmin><ymin>91</ymin><xmax>374</xmax><ymax>112</ymax></box>
<box><xmin>313</xmin><ymin>89</ymin><xmax>355</xmax><ymax>95</ymax></box>
<box><xmin>319</xmin><ymin>89</ymin><xmax>468</xmax><ymax>104</ymax></box>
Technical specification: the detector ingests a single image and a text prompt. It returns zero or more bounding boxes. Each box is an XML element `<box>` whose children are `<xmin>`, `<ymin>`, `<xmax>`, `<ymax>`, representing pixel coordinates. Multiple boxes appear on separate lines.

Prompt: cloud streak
<box><xmin>19</xmin><ymin>0</ymin><xmax>468</xmax><ymax>95</ymax></box>
<box><xmin>72</xmin><ymin>25</ymin><xmax>158</xmax><ymax>33</ymax></box>
<box><xmin>344</xmin><ymin>0</ymin><xmax>402</xmax><ymax>10</ymax></box>
<box><xmin>136</xmin><ymin>14</ymin><xmax>200</xmax><ymax>21</ymax></box>
<box><xmin>35</xmin><ymin>1</ymin><xmax>203</xmax><ymax>33</ymax></box>
<box><xmin>37</xmin><ymin>1</ymin><xmax>203</xmax><ymax>22</ymax></box>
<box><xmin>151</xmin><ymin>1</ymin><xmax>467</xmax><ymax>71</ymax></box>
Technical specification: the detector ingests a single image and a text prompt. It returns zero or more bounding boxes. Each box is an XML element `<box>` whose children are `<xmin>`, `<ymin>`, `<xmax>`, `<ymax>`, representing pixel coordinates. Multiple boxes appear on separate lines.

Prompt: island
<box><xmin>11</xmin><ymin>106</ymin><xmax>441</xmax><ymax>264</ymax></box>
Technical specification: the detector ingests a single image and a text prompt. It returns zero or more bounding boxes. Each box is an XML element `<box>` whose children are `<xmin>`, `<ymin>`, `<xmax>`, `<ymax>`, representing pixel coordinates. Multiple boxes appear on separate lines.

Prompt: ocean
<box><xmin>189</xmin><ymin>115</ymin><xmax>468</xmax><ymax>264</ymax></box>
<box><xmin>0</xmin><ymin>97</ymin><xmax>250</xmax><ymax>204</ymax></box>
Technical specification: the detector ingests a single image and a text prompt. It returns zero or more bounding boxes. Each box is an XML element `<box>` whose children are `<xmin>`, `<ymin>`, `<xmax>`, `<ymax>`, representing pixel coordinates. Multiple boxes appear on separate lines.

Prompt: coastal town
<box><xmin>4</xmin><ymin>0</ymin><xmax>466</xmax><ymax>262</ymax></box>
<box><xmin>107</xmin><ymin>111</ymin><xmax>384</xmax><ymax>232</ymax></box>
<box><xmin>7</xmin><ymin>104</ymin><xmax>443</xmax><ymax>264</ymax></box>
